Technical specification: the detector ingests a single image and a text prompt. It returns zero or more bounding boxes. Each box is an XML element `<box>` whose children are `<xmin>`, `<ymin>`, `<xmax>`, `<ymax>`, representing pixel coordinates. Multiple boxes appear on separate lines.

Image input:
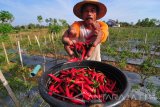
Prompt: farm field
<box><xmin>0</xmin><ymin>27</ymin><xmax>160</xmax><ymax>107</ymax></box>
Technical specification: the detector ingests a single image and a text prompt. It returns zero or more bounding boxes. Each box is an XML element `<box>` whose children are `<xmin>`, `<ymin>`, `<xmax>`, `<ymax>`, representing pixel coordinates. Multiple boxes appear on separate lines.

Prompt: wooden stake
<box><xmin>27</xmin><ymin>35</ymin><xmax>32</xmax><ymax>45</ymax></box>
<box><xmin>35</xmin><ymin>35</ymin><xmax>46</xmax><ymax>64</ymax></box>
<box><xmin>18</xmin><ymin>41</ymin><xmax>23</xmax><ymax>67</ymax></box>
<box><xmin>145</xmin><ymin>33</ymin><xmax>147</xmax><ymax>44</ymax></box>
<box><xmin>35</xmin><ymin>35</ymin><xmax>41</xmax><ymax>49</ymax></box>
<box><xmin>48</xmin><ymin>34</ymin><xmax>51</xmax><ymax>42</ymax></box>
<box><xmin>0</xmin><ymin>70</ymin><xmax>20</xmax><ymax>107</ymax></box>
<box><xmin>44</xmin><ymin>35</ymin><xmax>46</xmax><ymax>45</ymax></box>
<box><xmin>2</xmin><ymin>42</ymin><xmax>9</xmax><ymax>65</ymax></box>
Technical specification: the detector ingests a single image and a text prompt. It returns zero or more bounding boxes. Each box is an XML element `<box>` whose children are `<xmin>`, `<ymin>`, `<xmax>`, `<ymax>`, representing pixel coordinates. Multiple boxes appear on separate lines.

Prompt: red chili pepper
<box><xmin>69</xmin><ymin>84</ymin><xmax>75</xmax><ymax>89</ymax></box>
<box><xmin>48</xmin><ymin>74</ymin><xmax>62</xmax><ymax>82</ymax></box>
<box><xmin>68</xmin><ymin>42</ymin><xmax>88</xmax><ymax>62</ymax></box>
<box><xmin>58</xmin><ymin>86</ymin><xmax>65</xmax><ymax>94</ymax></box>
<box><xmin>84</xmin><ymin>84</ymin><xmax>96</xmax><ymax>93</ymax></box>
<box><xmin>67</xmin><ymin>78</ymin><xmax>85</xmax><ymax>85</ymax></box>
<box><xmin>99</xmin><ymin>85</ymin><xmax>105</xmax><ymax>93</ymax></box>
<box><xmin>111</xmin><ymin>81</ymin><xmax>116</xmax><ymax>90</ymax></box>
<box><xmin>66</xmin><ymin>85</ymin><xmax>71</xmax><ymax>97</ymax></box>
<box><xmin>95</xmin><ymin>73</ymin><xmax>103</xmax><ymax>81</ymax></box>
<box><xmin>68</xmin><ymin>57</ymin><xmax>79</xmax><ymax>62</ymax></box>
<box><xmin>80</xmin><ymin>75</ymin><xmax>94</xmax><ymax>85</ymax></box>
<box><xmin>48</xmin><ymin>84</ymin><xmax>60</xmax><ymax>95</ymax></box>
<box><xmin>48</xmin><ymin>84</ymin><xmax>54</xmax><ymax>96</ymax></box>
<box><xmin>82</xmin><ymin>88</ymin><xmax>92</xmax><ymax>100</ymax></box>
<box><xmin>66</xmin><ymin>85</ymin><xmax>84</xmax><ymax>104</ymax></box>
<box><xmin>104</xmin><ymin>85</ymin><xmax>113</xmax><ymax>94</ymax></box>
<box><xmin>99</xmin><ymin>75</ymin><xmax>105</xmax><ymax>84</ymax></box>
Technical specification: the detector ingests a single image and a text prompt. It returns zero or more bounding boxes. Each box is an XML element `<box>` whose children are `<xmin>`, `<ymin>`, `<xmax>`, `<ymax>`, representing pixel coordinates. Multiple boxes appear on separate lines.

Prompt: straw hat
<box><xmin>73</xmin><ymin>0</ymin><xmax>107</xmax><ymax>20</ymax></box>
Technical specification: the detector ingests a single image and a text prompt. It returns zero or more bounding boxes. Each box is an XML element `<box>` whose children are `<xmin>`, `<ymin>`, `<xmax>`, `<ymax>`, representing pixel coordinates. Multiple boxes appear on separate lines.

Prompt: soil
<box><xmin>120</xmin><ymin>99</ymin><xmax>152</xmax><ymax>107</ymax></box>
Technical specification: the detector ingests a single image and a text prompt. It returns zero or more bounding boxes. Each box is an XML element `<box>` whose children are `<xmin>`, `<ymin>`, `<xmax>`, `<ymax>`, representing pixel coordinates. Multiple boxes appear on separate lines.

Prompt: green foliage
<box><xmin>0</xmin><ymin>23</ymin><xmax>13</xmax><ymax>34</ymax></box>
<box><xmin>155</xmin><ymin>59</ymin><xmax>160</xmax><ymax>65</ymax></box>
<box><xmin>156</xmin><ymin>87</ymin><xmax>160</xmax><ymax>102</ymax></box>
<box><xmin>0</xmin><ymin>34</ymin><xmax>9</xmax><ymax>42</ymax></box>
<box><xmin>49</xmin><ymin>24</ymin><xmax>62</xmax><ymax>34</ymax></box>
<box><xmin>37</xmin><ymin>15</ymin><xmax>43</xmax><ymax>24</ymax></box>
<box><xmin>0</xmin><ymin>54</ymin><xmax>5</xmax><ymax>64</ymax></box>
<box><xmin>45</xmin><ymin>18</ymin><xmax>68</xmax><ymax>33</ymax></box>
<box><xmin>9</xmin><ymin>77</ymin><xmax>32</xmax><ymax>93</ymax></box>
<box><xmin>59</xmin><ymin>19</ymin><xmax>69</xmax><ymax>28</ymax></box>
<box><xmin>0</xmin><ymin>64</ymin><xmax>32</xmax><ymax>96</ymax></box>
<box><xmin>146</xmin><ymin>82</ymin><xmax>156</xmax><ymax>93</ymax></box>
<box><xmin>0</xmin><ymin>10</ymin><xmax>14</xmax><ymax>23</ymax></box>
<box><xmin>132</xmin><ymin>84</ymin><xmax>140</xmax><ymax>90</ymax></box>
<box><xmin>108</xmin><ymin>27</ymin><xmax>160</xmax><ymax>43</ymax></box>
<box><xmin>117</xmin><ymin>50</ymin><xmax>131</xmax><ymax>69</ymax></box>
<box><xmin>104</xmin><ymin>45</ymin><xmax>117</xmax><ymax>57</ymax></box>
<box><xmin>28</xmin><ymin>23</ymin><xmax>36</xmax><ymax>29</ymax></box>
<box><xmin>140</xmin><ymin>57</ymin><xmax>157</xmax><ymax>76</ymax></box>
<box><xmin>119</xmin><ymin>22</ymin><xmax>132</xmax><ymax>27</ymax></box>
<box><xmin>135</xmin><ymin>18</ymin><xmax>158</xmax><ymax>27</ymax></box>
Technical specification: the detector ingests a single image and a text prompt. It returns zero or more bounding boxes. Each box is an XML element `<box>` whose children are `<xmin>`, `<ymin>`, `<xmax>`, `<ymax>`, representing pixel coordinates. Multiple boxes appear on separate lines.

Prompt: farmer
<box><xmin>62</xmin><ymin>0</ymin><xmax>109</xmax><ymax>61</ymax></box>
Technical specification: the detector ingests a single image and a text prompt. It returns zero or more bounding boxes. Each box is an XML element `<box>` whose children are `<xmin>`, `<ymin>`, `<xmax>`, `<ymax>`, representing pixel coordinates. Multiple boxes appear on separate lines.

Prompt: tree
<box><xmin>59</xmin><ymin>19</ymin><xmax>69</xmax><ymax>27</ymax></box>
<box><xmin>28</xmin><ymin>23</ymin><xmax>36</xmax><ymax>29</ymax></box>
<box><xmin>45</xmin><ymin>18</ymin><xmax>49</xmax><ymax>25</ymax></box>
<box><xmin>119</xmin><ymin>22</ymin><xmax>131</xmax><ymax>27</ymax></box>
<box><xmin>135</xmin><ymin>18</ymin><xmax>157</xmax><ymax>27</ymax></box>
<box><xmin>0</xmin><ymin>10</ymin><xmax>14</xmax><ymax>23</ymax></box>
<box><xmin>37</xmin><ymin>15</ymin><xmax>43</xmax><ymax>24</ymax></box>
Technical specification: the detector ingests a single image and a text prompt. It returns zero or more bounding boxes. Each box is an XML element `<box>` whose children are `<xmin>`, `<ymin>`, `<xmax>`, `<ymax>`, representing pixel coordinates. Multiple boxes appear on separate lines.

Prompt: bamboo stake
<box><xmin>27</xmin><ymin>35</ymin><xmax>32</xmax><ymax>45</ymax></box>
<box><xmin>0</xmin><ymin>70</ymin><xmax>20</xmax><ymax>107</ymax></box>
<box><xmin>35</xmin><ymin>36</ymin><xmax>46</xmax><ymax>68</ymax></box>
<box><xmin>2</xmin><ymin>42</ymin><xmax>9</xmax><ymax>65</ymax></box>
<box><xmin>145</xmin><ymin>33</ymin><xmax>147</xmax><ymax>44</ymax></box>
<box><xmin>44</xmin><ymin>35</ymin><xmax>46</xmax><ymax>45</ymax></box>
<box><xmin>48</xmin><ymin>34</ymin><xmax>51</xmax><ymax>42</ymax></box>
<box><xmin>35</xmin><ymin>35</ymin><xmax>41</xmax><ymax>49</ymax></box>
<box><xmin>17</xmin><ymin>41</ymin><xmax>23</xmax><ymax>67</ymax></box>
<box><xmin>51</xmin><ymin>34</ymin><xmax>54</xmax><ymax>42</ymax></box>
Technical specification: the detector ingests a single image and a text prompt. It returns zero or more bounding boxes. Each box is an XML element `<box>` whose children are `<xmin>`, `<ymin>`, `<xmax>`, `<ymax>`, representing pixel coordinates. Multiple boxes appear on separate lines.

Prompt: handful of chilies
<box><xmin>47</xmin><ymin>67</ymin><xmax>118</xmax><ymax>105</ymax></box>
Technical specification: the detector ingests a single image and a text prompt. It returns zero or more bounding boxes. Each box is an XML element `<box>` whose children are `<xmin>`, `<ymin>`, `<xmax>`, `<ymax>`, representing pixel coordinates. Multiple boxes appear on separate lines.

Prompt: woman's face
<box><xmin>82</xmin><ymin>4</ymin><xmax>97</xmax><ymax>25</ymax></box>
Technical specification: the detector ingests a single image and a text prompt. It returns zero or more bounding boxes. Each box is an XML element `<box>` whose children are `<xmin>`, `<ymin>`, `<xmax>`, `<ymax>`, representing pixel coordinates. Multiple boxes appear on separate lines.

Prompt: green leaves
<box><xmin>37</xmin><ymin>15</ymin><xmax>43</xmax><ymax>24</ymax></box>
<box><xmin>0</xmin><ymin>23</ymin><xmax>13</xmax><ymax>35</ymax></box>
<box><xmin>0</xmin><ymin>10</ymin><xmax>14</xmax><ymax>23</ymax></box>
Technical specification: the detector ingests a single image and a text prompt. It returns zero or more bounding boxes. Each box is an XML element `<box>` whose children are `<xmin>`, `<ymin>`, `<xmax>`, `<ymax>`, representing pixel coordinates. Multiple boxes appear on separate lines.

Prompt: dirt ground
<box><xmin>120</xmin><ymin>99</ymin><xmax>152</xmax><ymax>107</ymax></box>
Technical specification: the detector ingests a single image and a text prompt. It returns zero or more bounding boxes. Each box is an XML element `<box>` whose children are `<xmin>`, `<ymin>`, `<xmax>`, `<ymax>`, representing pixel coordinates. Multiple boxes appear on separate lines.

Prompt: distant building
<box><xmin>107</xmin><ymin>19</ymin><xmax>120</xmax><ymax>27</ymax></box>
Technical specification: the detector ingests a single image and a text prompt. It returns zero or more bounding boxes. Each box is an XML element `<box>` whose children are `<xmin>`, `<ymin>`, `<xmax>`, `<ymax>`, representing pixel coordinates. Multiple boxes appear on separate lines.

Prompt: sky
<box><xmin>0</xmin><ymin>0</ymin><xmax>160</xmax><ymax>26</ymax></box>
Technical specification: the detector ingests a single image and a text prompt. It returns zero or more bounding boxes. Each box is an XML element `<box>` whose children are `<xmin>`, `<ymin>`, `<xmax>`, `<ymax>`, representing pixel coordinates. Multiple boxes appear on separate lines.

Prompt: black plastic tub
<box><xmin>38</xmin><ymin>60</ymin><xmax>130</xmax><ymax>107</ymax></box>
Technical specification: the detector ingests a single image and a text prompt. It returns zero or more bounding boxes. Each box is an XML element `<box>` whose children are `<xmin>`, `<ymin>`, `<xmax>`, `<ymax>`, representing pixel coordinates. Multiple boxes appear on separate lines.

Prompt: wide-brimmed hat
<box><xmin>73</xmin><ymin>0</ymin><xmax>107</xmax><ymax>20</ymax></box>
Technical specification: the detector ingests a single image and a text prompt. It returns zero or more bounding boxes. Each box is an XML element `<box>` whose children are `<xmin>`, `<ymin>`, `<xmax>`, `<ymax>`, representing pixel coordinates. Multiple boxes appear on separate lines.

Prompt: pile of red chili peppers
<box><xmin>68</xmin><ymin>41</ymin><xmax>90</xmax><ymax>62</ymax></box>
<box><xmin>48</xmin><ymin>67</ymin><xmax>117</xmax><ymax>104</ymax></box>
